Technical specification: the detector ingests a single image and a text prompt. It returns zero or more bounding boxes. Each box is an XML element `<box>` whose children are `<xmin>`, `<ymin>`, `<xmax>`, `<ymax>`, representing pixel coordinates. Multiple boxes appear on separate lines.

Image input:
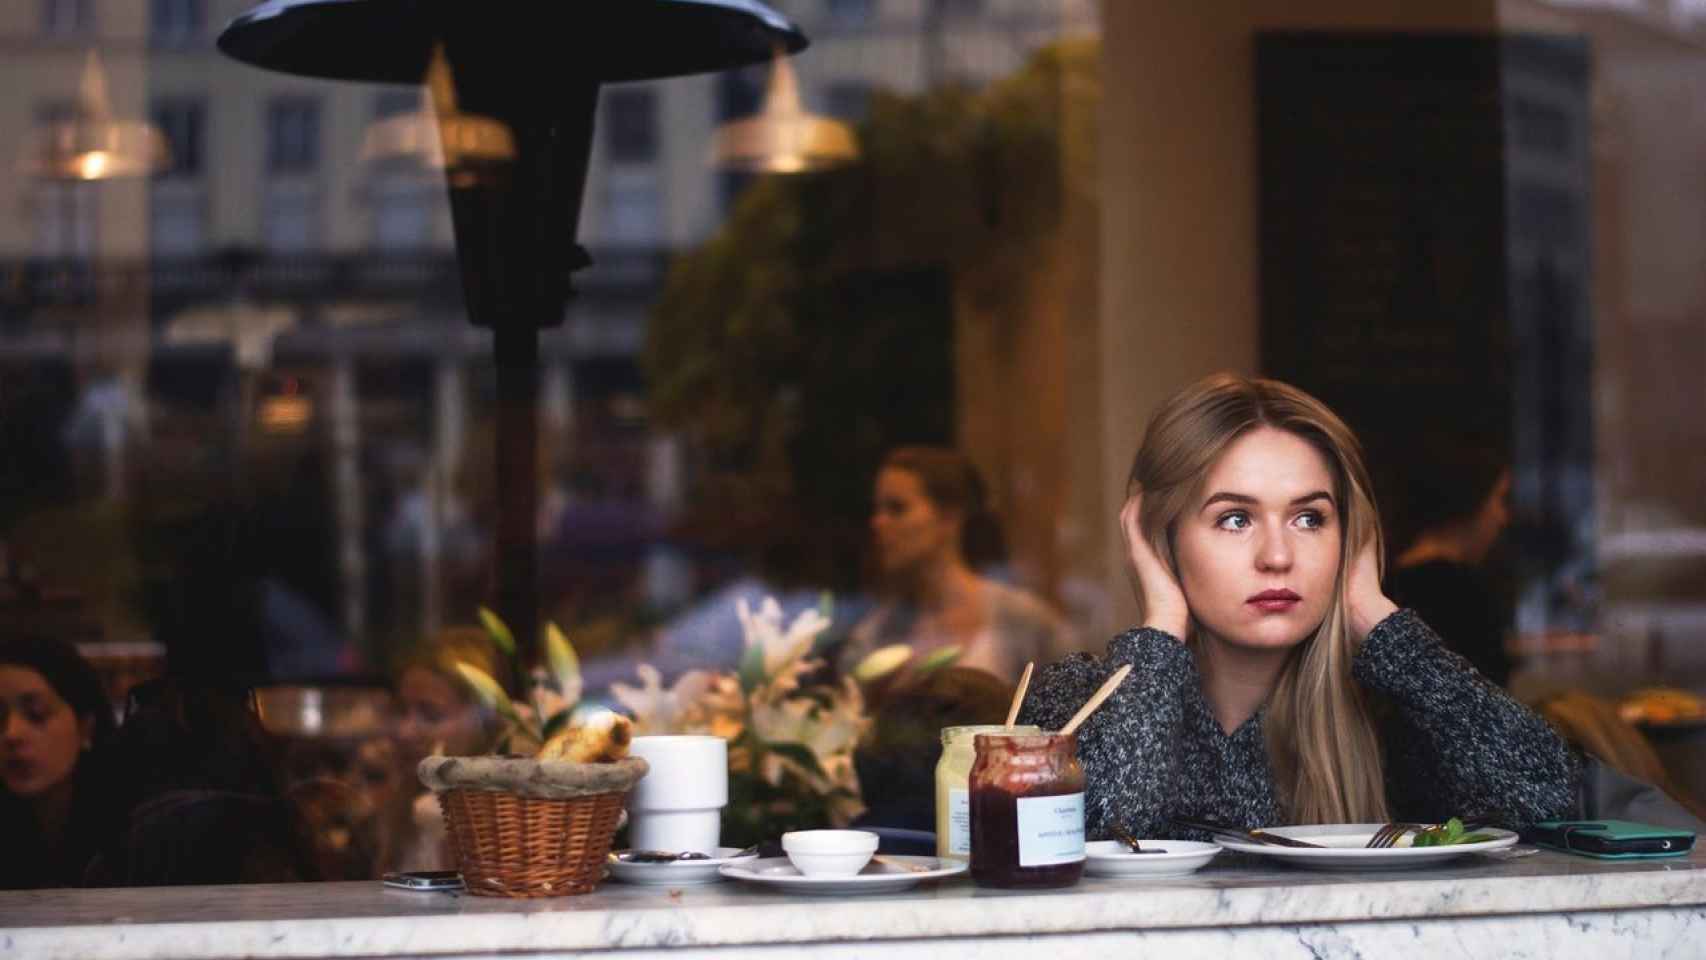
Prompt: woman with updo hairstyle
<box><xmin>0</xmin><ymin>636</ymin><xmax>125</xmax><ymax>889</ymax></box>
<box><xmin>1018</xmin><ymin>373</ymin><xmax>1579</xmax><ymax>840</ymax></box>
<box><xmin>839</xmin><ymin>445</ymin><xmax>1076</xmax><ymax>689</ymax></box>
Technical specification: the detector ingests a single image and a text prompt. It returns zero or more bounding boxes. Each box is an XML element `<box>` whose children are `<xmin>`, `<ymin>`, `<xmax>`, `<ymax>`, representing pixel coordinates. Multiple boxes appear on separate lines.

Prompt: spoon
<box><xmin>1111</xmin><ymin>824</ymin><xmax>1163</xmax><ymax>855</ymax></box>
<box><xmin>618</xmin><ymin>850</ymin><xmax>713</xmax><ymax>863</ymax></box>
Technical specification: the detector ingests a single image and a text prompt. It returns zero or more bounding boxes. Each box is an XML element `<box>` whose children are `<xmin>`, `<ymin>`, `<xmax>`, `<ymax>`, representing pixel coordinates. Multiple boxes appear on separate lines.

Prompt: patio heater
<box><xmin>218</xmin><ymin>0</ymin><xmax>807</xmax><ymax>683</ymax></box>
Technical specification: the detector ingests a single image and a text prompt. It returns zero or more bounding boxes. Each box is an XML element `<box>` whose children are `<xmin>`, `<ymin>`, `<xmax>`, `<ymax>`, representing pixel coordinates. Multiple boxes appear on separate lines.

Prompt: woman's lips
<box><xmin>1247</xmin><ymin>589</ymin><xmax>1301</xmax><ymax>613</ymax></box>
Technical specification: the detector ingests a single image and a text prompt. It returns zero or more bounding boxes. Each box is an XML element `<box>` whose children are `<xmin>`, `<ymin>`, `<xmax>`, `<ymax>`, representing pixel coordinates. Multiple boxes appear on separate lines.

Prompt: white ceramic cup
<box><xmin>626</xmin><ymin>735</ymin><xmax>728</xmax><ymax>854</ymax></box>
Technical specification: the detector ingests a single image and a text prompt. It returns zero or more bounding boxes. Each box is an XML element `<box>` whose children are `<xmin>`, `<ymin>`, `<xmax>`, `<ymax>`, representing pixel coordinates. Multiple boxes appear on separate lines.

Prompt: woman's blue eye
<box><xmin>1295</xmin><ymin>511</ymin><xmax>1326</xmax><ymax>530</ymax></box>
<box><xmin>1216</xmin><ymin>512</ymin><xmax>1251</xmax><ymax>531</ymax></box>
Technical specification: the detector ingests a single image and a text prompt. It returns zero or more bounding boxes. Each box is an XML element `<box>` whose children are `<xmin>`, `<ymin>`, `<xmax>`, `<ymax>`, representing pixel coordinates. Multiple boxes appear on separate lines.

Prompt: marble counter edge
<box><xmin>6</xmin><ymin>865</ymin><xmax>1706</xmax><ymax>960</ymax></box>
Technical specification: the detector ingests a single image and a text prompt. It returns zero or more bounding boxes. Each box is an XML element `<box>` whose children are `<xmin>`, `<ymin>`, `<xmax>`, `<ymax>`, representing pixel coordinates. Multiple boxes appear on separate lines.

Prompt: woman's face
<box><xmin>1172</xmin><ymin>427</ymin><xmax>1343</xmax><ymax>651</ymax></box>
<box><xmin>0</xmin><ymin>665</ymin><xmax>92</xmax><ymax>798</ymax></box>
<box><xmin>395</xmin><ymin>667</ymin><xmax>484</xmax><ymax>761</ymax></box>
<box><xmin>871</xmin><ymin>467</ymin><xmax>957</xmax><ymax>577</ymax></box>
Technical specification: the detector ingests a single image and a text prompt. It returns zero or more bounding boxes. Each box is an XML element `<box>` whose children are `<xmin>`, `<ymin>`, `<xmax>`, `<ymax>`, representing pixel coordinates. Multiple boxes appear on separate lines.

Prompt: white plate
<box><xmin>718</xmin><ymin>855</ymin><xmax>968</xmax><ymax>895</ymax></box>
<box><xmin>1214</xmin><ymin>823</ymin><xmax>1519</xmax><ymax>870</ymax></box>
<box><xmin>607</xmin><ymin>847</ymin><xmax>758</xmax><ymax>885</ymax></box>
<box><xmin>1084</xmin><ymin>839</ymin><xmax>1222</xmax><ymax>878</ymax></box>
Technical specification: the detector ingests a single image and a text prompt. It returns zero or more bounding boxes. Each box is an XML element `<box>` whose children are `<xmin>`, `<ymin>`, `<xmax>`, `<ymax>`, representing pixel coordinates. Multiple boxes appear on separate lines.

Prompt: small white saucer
<box><xmin>606</xmin><ymin>847</ymin><xmax>758</xmax><ymax>885</ymax></box>
<box><xmin>1084</xmin><ymin>840</ymin><xmax>1222</xmax><ymax>878</ymax></box>
<box><xmin>718</xmin><ymin>855</ymin><xmax>967</xmax><ymax>895</ymax></box>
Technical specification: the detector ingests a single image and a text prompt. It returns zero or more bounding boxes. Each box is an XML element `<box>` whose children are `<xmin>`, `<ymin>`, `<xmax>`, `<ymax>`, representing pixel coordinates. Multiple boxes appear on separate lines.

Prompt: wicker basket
<box><xmin>421</xmin><ymin>755</ymin><xmax>648</xmax><ymax>898</ymax></box>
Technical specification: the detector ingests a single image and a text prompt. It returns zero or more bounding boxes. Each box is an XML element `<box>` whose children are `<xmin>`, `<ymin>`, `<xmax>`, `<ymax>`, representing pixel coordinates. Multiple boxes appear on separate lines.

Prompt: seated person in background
<box><xmin>0</xmin><ymin>636</ymin><xmax>125</xmax><ymax>889</ymax></box>
<box><xmin>839</xmin><ymin>446</ymin><xmax>1076</xmax><ymax>690</ymax></box>
<box><xmin>1019</xmin><ymin>373</ymin><xmax>1579</xmax><ymax>840</ymax></box>
<box><xmin>1384</xmin><ymin>441</ymin><xmax>1514</xmax><ymax>686</ymax></box>
<box><xmin>384</xmin><ymin>626</ymin><xmax>504</xmax><ymax>871</ymax></box>
<box><xmin>1536</xmin><ymin>691</ymin><xmax>1706</xmax><ymax>830</ymax></box>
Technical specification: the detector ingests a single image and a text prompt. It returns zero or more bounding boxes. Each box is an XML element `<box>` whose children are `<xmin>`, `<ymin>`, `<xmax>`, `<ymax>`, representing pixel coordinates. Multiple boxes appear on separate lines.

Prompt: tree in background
<box><xmin>644</xmin><ymin>40</ymin><xmax>1099</xmax><ymax>596</ymax></box>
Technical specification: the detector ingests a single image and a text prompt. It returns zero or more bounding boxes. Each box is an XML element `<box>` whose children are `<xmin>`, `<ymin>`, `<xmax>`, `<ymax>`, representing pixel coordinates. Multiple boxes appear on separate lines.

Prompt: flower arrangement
<box><xmin>611</xmin><ymin>595</ymin><xmax>956</xmax><ymax>847</ymax></box>
<box><xmin>448</xmin><ymin>597</ymin><xmax>957</xmax><ymax>846</ymax></box>
<box><xmin>453</xmin><ymin>607</ymin><xmax>609</xmax><ymax>757</ymax></box>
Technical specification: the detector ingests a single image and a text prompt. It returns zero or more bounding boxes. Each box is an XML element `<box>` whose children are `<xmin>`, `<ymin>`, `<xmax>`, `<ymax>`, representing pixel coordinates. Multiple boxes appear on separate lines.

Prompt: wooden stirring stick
<box><xmin>1058</xmin><ymin>664</ymin><xmax>1133</xmax><ymax>736</ymax></box>
<box><xmin>1004</xmin><ymin>661</ymin><xmax>1035</xmax><ymax>728</ymax></box>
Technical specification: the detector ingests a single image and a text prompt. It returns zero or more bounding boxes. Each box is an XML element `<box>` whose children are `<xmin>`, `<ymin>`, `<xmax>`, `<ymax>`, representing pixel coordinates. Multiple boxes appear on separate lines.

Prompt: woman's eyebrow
<box><xmin>1200</xmin><ymin>491</ymin><xmax>1257</xmax><ymax>511</ymax></box>
<box><xmin>1200</xmin><ymin>490</ymin><xmax>1335</xmax><ymax>511</ymax></box>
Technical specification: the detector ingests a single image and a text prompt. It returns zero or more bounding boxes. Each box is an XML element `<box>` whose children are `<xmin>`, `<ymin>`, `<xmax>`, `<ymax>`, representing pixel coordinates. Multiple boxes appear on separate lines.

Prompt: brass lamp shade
<box><xmin>359</xmin><ymin>45</ymin><xmax>516</xmax><ymax>179</ymax></box>
<box><xmin>18</xmin><ymin>52</ymin><xmax>169</xmax><ymax>181</ymax></box>
<box><xmin>711</xmin><ymin>54</ymin><xmax>858</xmax><ymax>173</ymax></box>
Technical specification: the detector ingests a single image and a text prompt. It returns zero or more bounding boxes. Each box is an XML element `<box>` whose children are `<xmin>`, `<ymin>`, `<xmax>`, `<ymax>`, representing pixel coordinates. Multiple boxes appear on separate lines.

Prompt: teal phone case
<box><xmin>1528</xmin><ymin>820</ymin><xmax>1696</xmax><ymax>859</ymax></box>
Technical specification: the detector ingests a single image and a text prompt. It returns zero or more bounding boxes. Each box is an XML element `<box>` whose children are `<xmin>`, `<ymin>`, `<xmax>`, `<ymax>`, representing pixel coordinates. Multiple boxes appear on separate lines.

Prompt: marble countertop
<box><xmin>4</xmin><ymin>848</ymin><xmax>1704</xmax><ymax>959</ymax></box>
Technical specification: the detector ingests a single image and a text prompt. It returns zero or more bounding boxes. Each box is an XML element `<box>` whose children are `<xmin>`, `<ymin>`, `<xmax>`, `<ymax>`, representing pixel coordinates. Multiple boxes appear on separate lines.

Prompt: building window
<box><xmin>373</xmin><ymin>89</ymin><xmax>420</xmax><ymax>120</ymax></box>
<box><xmin>151</xmin><ymin>181</ymin><xmax>205</xmax><ymax>256</ymax></box>
<box><xmin>152</xmin><ymin>98</ymin><xmax>205</xmax><ymax>178</ymax></box>
<box><xmin>264</xmin><ymin>181</ymin><xmax>319</xmax><ymax>253</ymax></box>
<box><xmin>603</xmin><ymin>88</ymin><xmax>658</xmax><ymax>165</ymax></box>
<box><xmin>150</xmin><ymin>99</ymin><xmax>207</xmax><ymax>256</ymax></box>
<box><xmin>150</xmin><ymin>0</ymin><xmax>203</xmax><ymax>43</ymax></box>
<box><xmin>602</xmin><ymin>168</ymin><xmax>661</xmax><ymax>246</ymax></box>
<box><xmin>31</xmin><ymin>101</ymin><xmax>95</xmax><ymax>256</ymax></box>
<box><xmin>371</xmin><ymin>179</ymin><xmax>435</xmax><ymax>252</ymax></box>
<box><xmin>33</xmin><ymin>183</ymin><xmax>98</xmax><ymax>257</ymax></box>
<box><xmin>41</xmin><ymin>0</ymin><xmax>93</xmax><ymax>36</ymax></box>
<box><xmin>266</xmin><ymin>97</ymin><xmax>321</xmax><ymax>175</ymax></box>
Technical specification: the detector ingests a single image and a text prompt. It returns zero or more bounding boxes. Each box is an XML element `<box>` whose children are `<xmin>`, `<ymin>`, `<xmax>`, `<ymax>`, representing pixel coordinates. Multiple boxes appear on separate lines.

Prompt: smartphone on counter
<box><xmin>1525</xmin><ymin>820</ymin><xmax>1696</xmax><ymax>859</ymax></box>
<box><xmin>382</xmin><ymin>870</ymin><xmax>465</xmax><ymax>891</ymax></box>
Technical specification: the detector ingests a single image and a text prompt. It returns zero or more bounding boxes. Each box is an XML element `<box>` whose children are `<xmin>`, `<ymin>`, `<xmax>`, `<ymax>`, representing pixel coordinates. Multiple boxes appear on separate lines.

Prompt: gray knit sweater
<box><xmin>1016</xmin><ymin>609</ymin><xmax>1579</xmax><ymax>840</ymax></box>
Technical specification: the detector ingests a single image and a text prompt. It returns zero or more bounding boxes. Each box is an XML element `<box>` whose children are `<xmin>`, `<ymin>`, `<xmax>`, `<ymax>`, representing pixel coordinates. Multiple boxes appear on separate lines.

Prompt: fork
<box><xmin>1366</xmin><ymin>816</ymin><xmax>1498</xmax><ymax>849</ymax></box>
<box><xmin>1365</xmin><ymin>822</ymin><xmax>1428</xmax><ymax>849</ymax></box>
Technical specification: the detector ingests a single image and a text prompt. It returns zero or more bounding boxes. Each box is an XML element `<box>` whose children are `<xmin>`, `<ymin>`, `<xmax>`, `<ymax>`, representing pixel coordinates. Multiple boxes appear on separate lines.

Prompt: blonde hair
<box><xmin>1130</xmin><ymin>372</ymin><xmax>1387</xmax><ymax>824</ymax></box>
<box><xmin>396</xmin><ymin>626</ymin><xmax>504</xmax><ymax>737</ymax></box>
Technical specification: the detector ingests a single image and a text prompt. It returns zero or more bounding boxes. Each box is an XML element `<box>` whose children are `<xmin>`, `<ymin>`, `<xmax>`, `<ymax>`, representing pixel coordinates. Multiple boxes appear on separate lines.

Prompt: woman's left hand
<box><xmin>1345</xmin><ymin>536</ymin><xmax>1398</xmax><ymax>643</ymax></box>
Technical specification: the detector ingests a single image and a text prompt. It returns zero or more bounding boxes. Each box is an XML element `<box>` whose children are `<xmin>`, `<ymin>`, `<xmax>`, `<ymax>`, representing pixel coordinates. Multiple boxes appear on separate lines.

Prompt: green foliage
<box><xmin>643</xmin><ymin>40</ymin><xmax>1099</xmax><ymax>589</ymax></box>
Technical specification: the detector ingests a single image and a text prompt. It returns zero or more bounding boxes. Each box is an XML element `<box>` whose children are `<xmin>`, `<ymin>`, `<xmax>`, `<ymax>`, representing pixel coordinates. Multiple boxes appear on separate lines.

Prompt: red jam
<box><xmin>968</xmin><ymin>732</ymin><xmax>1085</xmax><ymax>889</ymax></box>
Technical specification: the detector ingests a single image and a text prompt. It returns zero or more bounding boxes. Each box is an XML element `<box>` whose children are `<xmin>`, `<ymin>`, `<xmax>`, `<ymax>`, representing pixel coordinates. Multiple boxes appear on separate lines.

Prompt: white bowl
<box><xmin>781</xmin><ymin>829</ymin><xmax>879</xmax><ymax>877</ymax></box>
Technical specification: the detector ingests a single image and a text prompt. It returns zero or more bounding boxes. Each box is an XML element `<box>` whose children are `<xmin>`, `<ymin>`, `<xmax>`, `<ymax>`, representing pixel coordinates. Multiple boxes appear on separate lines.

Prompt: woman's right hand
<box><xmin>1121</xmin><ymin>492</ymin><xmax>1190</xmax><ymax>640</ymax></box>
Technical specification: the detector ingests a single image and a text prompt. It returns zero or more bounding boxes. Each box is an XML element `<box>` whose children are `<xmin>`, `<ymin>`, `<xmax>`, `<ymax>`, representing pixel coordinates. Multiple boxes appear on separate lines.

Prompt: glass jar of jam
<box><xmin>936</xmin><ymin>724</ymin><xmax>1039</xmax><ymax>861</ymax></box>
<box><xmin>969</xmin><ymin>732</ymin><xmax>1085</xmax><ymax>888</ymax></box>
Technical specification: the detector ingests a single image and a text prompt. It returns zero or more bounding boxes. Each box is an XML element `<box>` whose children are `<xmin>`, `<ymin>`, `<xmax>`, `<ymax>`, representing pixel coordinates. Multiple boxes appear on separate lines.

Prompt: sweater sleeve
<box><xmin>1017</xmin><ymin>628</ymin><xmax>1196</xmax><ymax>839</ymax></box>
<box><xmin>1352</xmin><ymin>608</ymin><xmax>1579</xmax><ymax>825</ymax></box>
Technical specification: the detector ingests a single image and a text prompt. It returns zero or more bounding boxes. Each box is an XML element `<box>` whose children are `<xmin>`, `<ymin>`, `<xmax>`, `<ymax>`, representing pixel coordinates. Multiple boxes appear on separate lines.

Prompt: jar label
<box><xmin>1015</xmin><ymin>792</ymin><xmax>1086</xmax><ymax>866</ymax></box>
<box><xmin>949</xmin><ymin>788</ymin><xmax>970</xmax><ymax>855</ymax></box>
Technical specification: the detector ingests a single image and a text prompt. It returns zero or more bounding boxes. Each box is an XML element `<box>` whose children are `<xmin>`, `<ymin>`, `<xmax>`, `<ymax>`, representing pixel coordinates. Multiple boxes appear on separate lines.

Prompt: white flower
<box><xmin>611</xmin><ymin>665</ymin><xmax>744</xmax><ymax>739</ymax></box>
<box><xmin>738</xmin><ymin>595</ymin><xmax>831</xmax><ymax>679</ymax></box>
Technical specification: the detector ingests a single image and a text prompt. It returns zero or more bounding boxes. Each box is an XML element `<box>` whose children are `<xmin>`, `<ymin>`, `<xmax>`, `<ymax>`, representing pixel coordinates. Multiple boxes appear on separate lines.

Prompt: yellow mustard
<box><xmin>936</xmin><ymin>723</ymin><xmax>1040</xmax><ymax>860</ymax></box>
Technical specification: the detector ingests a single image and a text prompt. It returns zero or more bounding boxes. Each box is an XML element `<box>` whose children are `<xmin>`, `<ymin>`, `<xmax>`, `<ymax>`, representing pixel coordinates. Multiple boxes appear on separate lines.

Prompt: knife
<box><xmin>1170</xmin><ymin>816</ymin><xmax>1326</xmax><ymax>849</ymax></box>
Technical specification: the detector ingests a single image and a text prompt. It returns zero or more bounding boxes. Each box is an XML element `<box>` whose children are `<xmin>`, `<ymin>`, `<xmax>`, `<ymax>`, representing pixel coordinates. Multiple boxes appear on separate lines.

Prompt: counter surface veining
<box><xmin>2</xmin><ymin>847</ymin><xmax>1703</xmax><ymax>959</ymax></box>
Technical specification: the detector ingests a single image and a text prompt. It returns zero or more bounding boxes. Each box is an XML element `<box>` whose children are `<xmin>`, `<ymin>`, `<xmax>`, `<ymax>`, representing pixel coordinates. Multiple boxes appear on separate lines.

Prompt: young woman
<box><xmin>0</xmin><ymin>637</ymin><xmax>124</xmax><ymax>888</ymax></box>
<box><xmin>1018</xmin><ymin>373</ymin><xmax>1578</xmax><ymax>837</ymax></box>
<box><xmin>840</xmin><ymin>446</ymin><xmax>1075</xmax><ymax>688</ymax></box>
